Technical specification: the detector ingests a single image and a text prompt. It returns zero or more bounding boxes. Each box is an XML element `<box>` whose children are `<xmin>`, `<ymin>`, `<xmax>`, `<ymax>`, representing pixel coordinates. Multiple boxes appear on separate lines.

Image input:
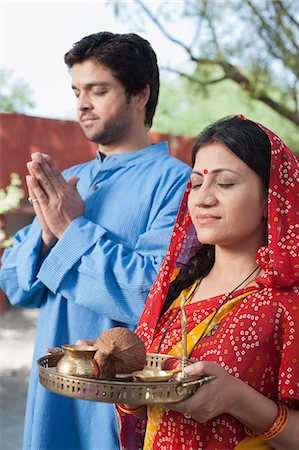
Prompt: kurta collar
<box><xmin>95</xmin><ymin>141</ymin><xmax>168</xmax><ymax>167</ymax></box>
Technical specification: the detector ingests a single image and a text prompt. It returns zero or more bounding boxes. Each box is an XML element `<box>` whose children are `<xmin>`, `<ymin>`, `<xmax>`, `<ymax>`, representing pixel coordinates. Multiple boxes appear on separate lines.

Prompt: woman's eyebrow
<box><xmin>191</xmin><ymin>168</ymin><xmax>240</xmax><ymax>176</ymax></box>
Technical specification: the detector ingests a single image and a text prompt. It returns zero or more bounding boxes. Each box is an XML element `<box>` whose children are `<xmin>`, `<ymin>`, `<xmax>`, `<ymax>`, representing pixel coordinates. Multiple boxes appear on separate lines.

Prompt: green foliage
<box><xmin>0</xmin><ymin>69</ymin><xmax>35</xmax><ymax>113</ymax></box>
<box><xmin>110</xmin><ymin>0</ymin><xmax>299</xmax><ymax>126</ymax></box>
<box><xmin>153</xmin><ymin>76</ymin><xmax>299</xmax><ymax>152</ymax></box>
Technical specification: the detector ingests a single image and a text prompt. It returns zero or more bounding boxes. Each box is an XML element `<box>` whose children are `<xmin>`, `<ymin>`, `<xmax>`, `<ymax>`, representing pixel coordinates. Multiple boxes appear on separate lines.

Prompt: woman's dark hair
<box><xmin>163</xmin><ymin>116</ymin><xmax>271</xmax><ymax>313</ymax></box>
<box><xmin>64</xmin><ymin>31</ymin><xmax>159</xmax><ymax>130</ymax></box>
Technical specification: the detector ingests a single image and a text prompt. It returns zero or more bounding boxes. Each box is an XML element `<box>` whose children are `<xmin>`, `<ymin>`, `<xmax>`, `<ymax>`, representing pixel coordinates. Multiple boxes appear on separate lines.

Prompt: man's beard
<box><xmin>81</xmin><ymin>97</ymin><xmax>134</xmax><ymax>145</ymax></box>
<box><xmin>87</xmin><ymin>114</ymin><xmax>132</xmax><ymax>145</ymax></box>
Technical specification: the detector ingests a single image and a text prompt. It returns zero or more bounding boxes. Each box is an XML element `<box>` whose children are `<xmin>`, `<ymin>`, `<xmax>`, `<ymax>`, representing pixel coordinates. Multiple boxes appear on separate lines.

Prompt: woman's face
<box><xmin>188</xmin><ymin>142</ymin><xmax>267</xmax><ymax>251</ymax></box>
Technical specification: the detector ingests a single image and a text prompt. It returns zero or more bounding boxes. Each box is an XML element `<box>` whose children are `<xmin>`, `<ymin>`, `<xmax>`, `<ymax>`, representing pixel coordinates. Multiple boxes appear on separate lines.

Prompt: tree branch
<box><xmin>166</xmin><ymin>61</ymin><xmax>299</xmax><ymax>125</ymax></box>
<box><xmin>162</xmin><ymin>66</ymin><xmax>226</xmax><ymax>85</ymax></box>
<box><xmin>257</xmin><ymin>93</ymin><xmax>299</xmax><ymax>125</ymax></box>
<box><xmin>129</xmin><ymin>0</ymin><xmax>299</xmax><ymax>126</ymax></box>
<box><xmin>276</xmin><ymin>0</ymin><xmax>299</xmax><ymax>28</ymax></box>
<box><xmin>135</xmin><ymin>0</ymin><xmax>196</xmax><ymax>60</ymax></box>
<box><xmin>202</xmin><ymin>0</ymin><xmax>222</xmax><ymax>56</ymax></box>
<box><xmin>246</xmin><ymin>0</ymin><xmax>298</xmax><ymax>58</ymax></box>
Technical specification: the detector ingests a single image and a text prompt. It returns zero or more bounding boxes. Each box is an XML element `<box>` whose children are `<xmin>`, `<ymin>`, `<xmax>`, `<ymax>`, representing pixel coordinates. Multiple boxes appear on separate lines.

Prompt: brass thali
<box><xmin>38</xmin><ymin>351</ymin><xmax>213</xmax><ymax>405</ymax></box>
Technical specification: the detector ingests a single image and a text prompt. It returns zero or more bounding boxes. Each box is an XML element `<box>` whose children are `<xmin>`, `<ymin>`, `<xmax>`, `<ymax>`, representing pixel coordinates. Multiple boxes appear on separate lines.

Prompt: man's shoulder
<box><xmin>149</xmin><ymin>143</ymin><xmax>190</xmax><ymax>170</ymax></box>
<box><xmin>157</xmin><ymin>153</ymin><xmax>191</xmax><ymax>176</ymax></box>
<box><xmin>152</xmin><ymin>141</ymin><xmax>190</xmax><ymax>170</ymax></box>
<box><xmin>164</xmin><ymin>154</ymin><xmax>190</xmax><ymax>169</ymax></box>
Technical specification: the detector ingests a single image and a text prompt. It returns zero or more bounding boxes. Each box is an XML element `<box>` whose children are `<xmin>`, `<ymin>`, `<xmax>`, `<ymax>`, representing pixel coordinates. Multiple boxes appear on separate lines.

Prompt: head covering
<box><xmin>137</xmin><ymin>115</ymin><xmax>299</xmax><ymax>349</ymax></box>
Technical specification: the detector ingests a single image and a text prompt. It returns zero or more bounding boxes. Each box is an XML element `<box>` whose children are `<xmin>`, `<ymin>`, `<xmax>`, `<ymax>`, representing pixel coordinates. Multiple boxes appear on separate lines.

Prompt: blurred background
<box><xmin>0</xmin><ymin>1</ymin><xmax>298</xmax><ymax>449</ymax></box>
<box><xmin>1</xmin><ymin>0</ymin><xmax>299</xmax><ymax>146</ymax></box>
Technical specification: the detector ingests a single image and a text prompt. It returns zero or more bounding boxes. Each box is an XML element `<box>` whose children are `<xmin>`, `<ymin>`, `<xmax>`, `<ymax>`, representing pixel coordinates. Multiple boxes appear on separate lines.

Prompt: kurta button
<box><xmin>92</xmin><ymin>185</ymin><xmax>98</xmax><ymax>191</ymax></box>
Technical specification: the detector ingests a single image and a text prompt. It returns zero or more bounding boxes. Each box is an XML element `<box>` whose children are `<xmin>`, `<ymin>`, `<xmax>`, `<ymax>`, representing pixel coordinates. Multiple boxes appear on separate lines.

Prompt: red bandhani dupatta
<box><xmin>117</xmin><ymin>117</ymin><xmax>299</xmax><ymax>450</ymax></box>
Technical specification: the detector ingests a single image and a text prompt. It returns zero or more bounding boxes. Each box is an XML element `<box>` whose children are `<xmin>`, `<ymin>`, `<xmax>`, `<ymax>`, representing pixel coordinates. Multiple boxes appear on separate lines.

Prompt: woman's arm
<box><xmin>168</xmin><ymin>361</ymin><xmax>299</xmax><ymax>449</ymax></box>
<box><xmin>116</xmin><ymin>404</ymin><xmax>147</xmax><ymax>420</ymax></box>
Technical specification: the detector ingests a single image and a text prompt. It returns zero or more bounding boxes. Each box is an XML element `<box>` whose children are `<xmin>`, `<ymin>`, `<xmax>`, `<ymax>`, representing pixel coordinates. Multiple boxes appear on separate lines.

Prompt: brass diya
<box><xmin>116</xmin><ymin>366</ymin><xmax>183</xmax><ymax>382</ymax></box>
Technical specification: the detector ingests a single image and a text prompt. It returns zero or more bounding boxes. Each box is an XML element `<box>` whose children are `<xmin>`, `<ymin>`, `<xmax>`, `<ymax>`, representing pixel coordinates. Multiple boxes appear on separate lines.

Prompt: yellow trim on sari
<box><xmin>144</xmin><ymin>280</ymin><xmax>258</xmax><ymax>449</ymax></box>
<box><xmin>169</xmin><ymin>290</ymin><xmax>257</xmax><ymax>359</ymax></box>
<box><xmin>234</xmin><ymin>437</ymin><xmax>272</xmax><ymax>449</ymax></box>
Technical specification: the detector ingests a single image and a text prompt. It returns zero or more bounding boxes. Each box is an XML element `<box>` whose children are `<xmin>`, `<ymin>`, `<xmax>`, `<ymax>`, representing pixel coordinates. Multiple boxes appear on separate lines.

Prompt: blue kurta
<box><xmin>0</xmin><ymin>142</ymin><xmax>190</xmax><ymax>450</ymax></box>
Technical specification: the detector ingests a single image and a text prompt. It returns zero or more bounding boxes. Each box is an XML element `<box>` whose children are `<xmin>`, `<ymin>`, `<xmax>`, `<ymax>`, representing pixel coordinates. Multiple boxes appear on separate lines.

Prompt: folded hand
<box><xmin>27</xmin><ymin>152</ymin><xmax>84</xmax><ymax>238</ymax></box>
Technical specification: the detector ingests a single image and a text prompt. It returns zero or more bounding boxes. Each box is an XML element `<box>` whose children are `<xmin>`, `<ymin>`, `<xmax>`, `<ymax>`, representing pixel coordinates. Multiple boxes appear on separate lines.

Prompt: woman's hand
<box><xmin>168</xmin><ymin>361</ymin><xmax>243</xmax><ymax>422</ymax></box>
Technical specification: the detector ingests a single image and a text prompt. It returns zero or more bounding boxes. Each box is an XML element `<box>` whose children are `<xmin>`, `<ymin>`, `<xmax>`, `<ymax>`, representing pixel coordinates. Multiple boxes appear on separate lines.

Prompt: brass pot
<box><xmin>56</xmin><ymin>344</ymin><xmax>99</xmax><ymax>378</ymax></box>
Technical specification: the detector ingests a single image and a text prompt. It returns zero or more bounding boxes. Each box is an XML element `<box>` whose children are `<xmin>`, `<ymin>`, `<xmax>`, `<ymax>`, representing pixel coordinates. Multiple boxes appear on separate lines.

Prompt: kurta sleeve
<box><xmin>0</xmin><ymin>219</ymin><xmax>47</xmax><ymax>308</ymax></box>
<box><xmin>36</xmin><ymin>191</ymin><xmax>183</xmax><ymax>324</ymax></box>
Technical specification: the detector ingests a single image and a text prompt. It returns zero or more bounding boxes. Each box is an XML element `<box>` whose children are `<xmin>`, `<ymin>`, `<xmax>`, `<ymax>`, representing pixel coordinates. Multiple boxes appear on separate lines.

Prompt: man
<box><xmin>0</xmin><ymin>32</ymin><xmax>190</xmax><ymax>449</ymax></box>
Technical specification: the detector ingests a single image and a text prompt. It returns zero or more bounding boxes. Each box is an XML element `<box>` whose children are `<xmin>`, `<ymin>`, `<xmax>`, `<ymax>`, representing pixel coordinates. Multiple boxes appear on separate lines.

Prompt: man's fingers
<box><xmin>26</xmin><ymin>175</ymin><xmax>34</xmax><ymax>197</ymax></box>
<box><xmin>34</xmin><ymin>152</ymin><xmax>66</xmax><ymax>185</ymax></box>
<box><xmin>26</xmin><ymin>175</ymin><xmax>40</xmax><ymax>207</ymax></box>
<box><xmin>67</xmin><ymin>176</ymin><xmax>80</xmax><ymax>189</ymax></box>
<box><xmin>31</xmin><ymin>152</ymin><xmax>59</xmax><ymax>186</ymax></box>
<box><xmin>27</xmin><ymin>175</ymin><xmax>48</xmax><ymax>206</ymax></box>
<box><xmin>27</xmin><ymin>159</ymin><xmax>56</xmax><ymax>195</ymax></box>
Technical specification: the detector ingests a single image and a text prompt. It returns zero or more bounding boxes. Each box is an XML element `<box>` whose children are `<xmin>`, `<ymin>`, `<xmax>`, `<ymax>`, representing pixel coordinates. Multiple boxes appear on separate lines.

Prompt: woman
<box><xmin>117</xmin><ymin>116</ymin><xmax>299</xmax><ymax>449</ymax></box>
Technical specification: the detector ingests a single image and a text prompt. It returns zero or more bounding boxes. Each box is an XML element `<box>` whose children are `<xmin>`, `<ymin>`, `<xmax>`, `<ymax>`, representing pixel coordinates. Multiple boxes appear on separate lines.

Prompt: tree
<box><xmin>112</xmin><ymin>0</ymin><xmax>299</xmax><ymax>127</ymax></box>
<box><xmin>153</xmin><ymin>75</ymin><xmax>299</xmax><ymax>150</ymax></box>
<box><xmin>0</xmin><ymin>69</ymin><xmax>35</xmax><ymax>113</ymax></box>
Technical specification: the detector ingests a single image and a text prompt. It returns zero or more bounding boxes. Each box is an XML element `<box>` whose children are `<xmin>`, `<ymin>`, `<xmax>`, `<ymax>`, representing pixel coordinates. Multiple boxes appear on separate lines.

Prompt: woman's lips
<box><xmin>195</xmin><ymin>214</ymin><xmax>221</xmax><ymax>224</ymax></box>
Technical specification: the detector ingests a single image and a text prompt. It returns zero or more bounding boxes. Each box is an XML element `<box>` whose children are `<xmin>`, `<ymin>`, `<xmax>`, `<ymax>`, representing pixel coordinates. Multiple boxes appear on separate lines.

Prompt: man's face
<box><xmin>71</xmin><ymin>60</ymin><xmax>137</xmax><ymax>147</ymax></box>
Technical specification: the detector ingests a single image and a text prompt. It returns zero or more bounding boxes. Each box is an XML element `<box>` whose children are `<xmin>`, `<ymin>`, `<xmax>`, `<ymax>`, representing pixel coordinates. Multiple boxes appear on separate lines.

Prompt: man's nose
<box><xmin>77</xmin><ymin>93</ymin><xmax>93</xmax><ymax>111</ymax></box>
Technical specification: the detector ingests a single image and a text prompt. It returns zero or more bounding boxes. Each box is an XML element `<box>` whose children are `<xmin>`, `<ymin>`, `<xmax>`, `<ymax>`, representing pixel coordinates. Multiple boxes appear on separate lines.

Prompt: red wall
<box><xmin>0</xmin><ymin>113</ymin><xmax>194</xmax><ymax>194</ymax></box>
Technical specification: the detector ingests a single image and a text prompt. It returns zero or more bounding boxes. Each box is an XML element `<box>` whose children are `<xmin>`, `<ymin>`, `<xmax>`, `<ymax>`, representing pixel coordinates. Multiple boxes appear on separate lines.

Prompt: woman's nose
<box><xmin>194</xmin><ymin>187</ymin><xmax>217</xmax><ymax>207</ymax></box>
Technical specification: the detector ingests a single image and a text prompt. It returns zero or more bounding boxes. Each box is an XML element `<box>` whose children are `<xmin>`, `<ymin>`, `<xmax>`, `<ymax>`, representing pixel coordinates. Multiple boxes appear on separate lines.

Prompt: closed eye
<box><xmin>217</xmin><ymin>183</ymin><xmax>235</xmax><ymax>188</ymax></box>
<box><xmin>190</xmin><ymin>183</ymin><xmax>202</xmax><ymax>190</ymax></box>
<box><xmin>93</xmin><ymin>90</ymin><xmax>108</xmax><ymax>96</ymax></box>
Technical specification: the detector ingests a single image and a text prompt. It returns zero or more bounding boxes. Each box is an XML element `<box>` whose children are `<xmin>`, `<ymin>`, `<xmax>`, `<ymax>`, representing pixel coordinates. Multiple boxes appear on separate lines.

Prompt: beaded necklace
<box><xmin>156</xmin><ymin>265</ymin><xmax>260</xmax><ymax>355</ymax></box>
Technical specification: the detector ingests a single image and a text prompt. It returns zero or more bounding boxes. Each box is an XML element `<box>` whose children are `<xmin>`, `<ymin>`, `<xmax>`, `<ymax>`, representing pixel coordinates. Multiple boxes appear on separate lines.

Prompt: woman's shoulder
<box><xmin>250</xmin><ymin>284</ymin><xmax>298</xmax><ymax>313</ymax></box>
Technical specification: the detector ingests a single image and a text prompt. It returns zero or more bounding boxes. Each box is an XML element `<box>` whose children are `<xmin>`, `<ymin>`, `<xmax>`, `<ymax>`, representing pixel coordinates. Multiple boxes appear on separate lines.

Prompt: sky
<box><xmin>1</xmin><ymin>1</ymin><xmax>189</xmax><ymax>120</ymax></box>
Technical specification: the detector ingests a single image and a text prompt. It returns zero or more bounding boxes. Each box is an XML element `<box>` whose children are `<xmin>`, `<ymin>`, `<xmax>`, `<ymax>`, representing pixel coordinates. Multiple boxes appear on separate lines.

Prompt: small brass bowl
<box><xmin>116</xmin><ymin>366</ymin><xmax>183</xmax><ymax>382</ymax></box>
<box><xmin>56</xmin><ymin>344</ymin><xmax>99</xmax><ymax>378</ymax></box>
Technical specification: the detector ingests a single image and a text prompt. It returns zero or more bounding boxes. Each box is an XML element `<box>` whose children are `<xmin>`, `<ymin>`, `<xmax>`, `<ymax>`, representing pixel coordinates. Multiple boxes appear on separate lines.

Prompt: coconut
<box><xmin>93</xmin><ymin>327</ymin><xmax>146</xmax><ymax>379</ymax></box>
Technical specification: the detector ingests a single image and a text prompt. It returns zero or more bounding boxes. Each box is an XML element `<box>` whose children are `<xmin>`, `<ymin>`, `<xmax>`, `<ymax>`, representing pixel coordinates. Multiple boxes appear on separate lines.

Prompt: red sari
<box><xmin>117</xmin><ymin>117</ymin><xmax>299</xmax><ymax>449</ymax></box>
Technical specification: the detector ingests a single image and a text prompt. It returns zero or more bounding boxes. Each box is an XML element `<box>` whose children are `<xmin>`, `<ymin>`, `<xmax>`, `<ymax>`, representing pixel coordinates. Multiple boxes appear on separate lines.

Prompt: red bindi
<box><xmin>203</xmin><ymin>169</ymin><xmax>208</xmax><ymax>174</ymax></box>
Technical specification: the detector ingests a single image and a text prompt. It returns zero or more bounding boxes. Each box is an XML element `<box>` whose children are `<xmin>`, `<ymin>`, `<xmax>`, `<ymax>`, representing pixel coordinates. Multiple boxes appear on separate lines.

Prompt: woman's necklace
<box><xmin>188</xmin><ymin>265</ymin><xmax>260</xmax><ymax>356</ymax></box>
<box><xmin>156</xmin><ymin>265</ymin><xmax>260</xmax><ymax>355</ymax></box>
